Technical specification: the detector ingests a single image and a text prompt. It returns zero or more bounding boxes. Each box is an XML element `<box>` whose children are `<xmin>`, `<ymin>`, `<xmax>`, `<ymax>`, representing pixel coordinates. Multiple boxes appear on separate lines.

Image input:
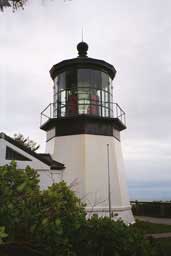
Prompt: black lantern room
<box><xmin>40</xmin><ymin>42</ymin><xmax>126</xmax><ymax>139</ymax></box>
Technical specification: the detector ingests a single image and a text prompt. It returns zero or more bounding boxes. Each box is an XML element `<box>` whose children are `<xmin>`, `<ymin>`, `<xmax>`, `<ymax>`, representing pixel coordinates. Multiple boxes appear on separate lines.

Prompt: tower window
<box><xmin>6</xmin><ymin>146</ymin><xmax>31</xmax><ymax>161</ymax></box>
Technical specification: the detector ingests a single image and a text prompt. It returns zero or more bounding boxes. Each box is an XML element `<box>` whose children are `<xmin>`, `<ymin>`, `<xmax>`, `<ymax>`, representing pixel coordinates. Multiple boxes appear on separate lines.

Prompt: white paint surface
<box><xmin>0</xmin><ymin>137</ymin><xmax>62</xmax><ymax>190</ymax></box>
<box><xmin>46</xmin><ymin>134</ymin><xmax>134</xmax><ymax>224</ymax></box>
<box><xmin>0</xmin><ymin>138</ymin><xmax>49</xmax><ymax>169</ymax></box>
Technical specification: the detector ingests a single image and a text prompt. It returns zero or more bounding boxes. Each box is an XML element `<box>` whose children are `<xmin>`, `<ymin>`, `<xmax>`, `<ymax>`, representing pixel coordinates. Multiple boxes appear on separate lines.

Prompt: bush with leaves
<box><xmin>0</xmin><ymin>162</ymin><xmax>160</xmax><ymax>256</ymax></box>
<box><xmin>0</xmin><ymin>162</ymin><xmax>86</xmax><ymax>255</ymax></box>
<box><xmin>0</xmin><ymin>0</ymin><xmax>27</xmax><ymax>11</ymax></box>
<box><xmin>75</xmin><ymin>215</ymin><xmax>160</xmax><ymax>256</ymax></box>
<box><xmin>0</xmin><ymin>161</ymin><xmax>40</xmax><ymax>242</ymax></box>
<box><xmin>33</xmin><ymin>182</ymin><xmax>86</xmax><ymax>255</ymax></box>
<box><xmin>0</xmin><ymin>227</ymin><xmax>8</xmax><ymax>244</ymax></box>
<box><xmin>0</xmin><ymin>0</ymin><xmax>71</xmax><ymax>12</ymax></box>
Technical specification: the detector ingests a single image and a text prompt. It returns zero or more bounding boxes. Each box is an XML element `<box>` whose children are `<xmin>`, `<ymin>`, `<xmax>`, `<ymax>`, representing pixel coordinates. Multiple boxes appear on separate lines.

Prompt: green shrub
<box><xmin>75</xmin><ymin>215</ymin><xmax>159</xmax><ymax>256</ymax></box>
<box><xmin>0</xmin><ymin>162</ymin><xmax>160</xmax><ymax>256</ymax></box>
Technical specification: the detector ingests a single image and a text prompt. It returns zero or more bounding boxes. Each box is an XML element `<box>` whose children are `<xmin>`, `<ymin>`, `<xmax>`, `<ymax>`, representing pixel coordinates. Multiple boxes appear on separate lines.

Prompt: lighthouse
<box><xmin>40</xmin><ymin>42</ymin><xmax>134</xmax><ymax>224</ymax></box>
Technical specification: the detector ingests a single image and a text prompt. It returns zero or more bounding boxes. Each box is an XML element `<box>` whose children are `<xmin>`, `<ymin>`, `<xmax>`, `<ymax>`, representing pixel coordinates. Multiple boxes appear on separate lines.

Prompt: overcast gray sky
<box><xmin>1</xmin><ymin>0</ymin><xmax>171</xmax><ymax>200</ymax></box>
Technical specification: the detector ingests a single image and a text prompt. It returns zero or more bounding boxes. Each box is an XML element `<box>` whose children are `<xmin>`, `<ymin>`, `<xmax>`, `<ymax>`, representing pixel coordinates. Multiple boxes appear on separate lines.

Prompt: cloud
<box><xmin>1</xmin><ymin>0</ymin><xmax>171</xmax><ymax>200</ymax></box>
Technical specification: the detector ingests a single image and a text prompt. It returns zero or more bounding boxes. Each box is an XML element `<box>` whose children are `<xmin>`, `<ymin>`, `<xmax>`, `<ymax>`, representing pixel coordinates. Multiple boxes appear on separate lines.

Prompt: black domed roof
<box><xmin>50</xmin><ymin>42</ymin><xmax>116</xmax><ymax>80</ymax></box>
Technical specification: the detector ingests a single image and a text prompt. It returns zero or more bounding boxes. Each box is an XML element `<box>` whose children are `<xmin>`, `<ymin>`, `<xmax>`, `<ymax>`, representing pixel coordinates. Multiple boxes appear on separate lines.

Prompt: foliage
<box><xmin>75</xmin><ymin>215</ymin><xmax>159</xmax><ymax>256</ymax></box>
<box><xmin>0</xmin><ymin>162</ymin><xmax>86</xmax><ymax>255</ymax></box>
<box><xmin>0</xmin><ymin>0</ymin><xmax>27</xmax><ymax>11</ymax></box>
<box><xmin>156</xmin><ymin>238</ymin><xmax>171</xmax><ymax>256</ymax></box>
<box><xmin>134</xmin><ymin>220</ymin><xmax>171</xmax><ymax>234</ymax></box>
<box><xmin>0</xmin><ymin>227</ymin><xmax>8</xmax><ymax>244</ymax></box>
<box><xmin>13</xmin><ymin>133</ymin><xmax>40</xmax><ymax>152</ymax></box>
<box><xmin>0</xmin><ymin>161</ymin><xmax>40</xmax><ymax>242</ymax></box>
<box><xmin>132</xmin><ymin>221</ymin><xmax>171</xmax><ymax>256</ymax></box>
<box><xmin>33</xmin><ymin>182</ymin><xmax>86</xmax><ymax>255</ymax></box>
<box><xmin>0</xmin><ymin>0</ymin><xmax>71</xmax><ymax>11</ymax></box>
<box><xmin>0</xmin><ymin>162</ymin><xmax>160</xmax><ymax>256</ymax></box>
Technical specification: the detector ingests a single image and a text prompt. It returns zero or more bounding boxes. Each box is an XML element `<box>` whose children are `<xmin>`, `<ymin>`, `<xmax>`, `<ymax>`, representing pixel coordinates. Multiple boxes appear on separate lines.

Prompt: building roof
<box><xmin>50</xmin><ymin>41</ymin><xmax>116</xmax><ymax>80</ymax></box>
<box><xmin>50</xmin><ymin>56</ymin><xmax>116</xmax><ymax>80</ymax></box>
<box><xmin>0</xmin><ymin>132</ymin><xmax>65</xmax><ymax>170</ymax></box>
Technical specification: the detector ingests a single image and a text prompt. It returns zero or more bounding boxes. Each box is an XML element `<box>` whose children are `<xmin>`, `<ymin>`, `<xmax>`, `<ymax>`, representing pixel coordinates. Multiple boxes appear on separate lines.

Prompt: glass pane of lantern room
<box><xmin>91</xmin><ymin>70</ymin><xmax>101</xmax><ymax>116</ymax></box>
<box><xmin>54</xmin><ymin>72</ymin><xmax>66</xmax><ymax>117</ymax></box>
<box><xmin>65</xmin><ymin>69</ymin><xmax>78</xmax><ymax>116</ymax></box>
<box><xmin>77</xmin><ymin>69</ymin><xmax>101</xmax><ymax>115</ymax></box>
<box><xmin>66</xmin><ymin>69</ymin><xmax>77</xmax><ymax>90</ymax></box>
<box><xmin>58</xmin><ymin>72</ymin><xmax>66</xmax><ymax>91</ymax></box>
<box><xmin>101</xmin><ymin>72</ymin><xmax>110</xmax><ymax>117</ymax></box>
<box><xmin>109</xmin><ymin>77</ymin><xmax>113</xmax><ymax>117</ymax></box>
<box><xmin>102</xmin><ymin>72</ymin><xmax>109</xmax><ymax>92</ymax></box>
<box><xmin>53</xmin><ymin>77</ymin><xmax>58</xmax><ymax>117</ymax></box>
<box><xmin>60</xmin><ymin>90</ymin><xmax>66</xmax><ymax>117</ymax></box>
<box><xmin>77</xmin><ymin>69</ymin><xmax>90</xmax><ymax>114</ymax></box>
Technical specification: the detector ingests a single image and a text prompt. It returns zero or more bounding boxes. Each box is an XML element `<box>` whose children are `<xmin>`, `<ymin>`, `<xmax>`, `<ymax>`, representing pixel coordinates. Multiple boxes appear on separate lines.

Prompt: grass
<box><xmin>133</xmin><ymin>220</ymin><xmax>171</xmax><ymax>234</ymax></box>
<box><xmin>133</xmin><ymin>220</ymin><xmax>171</xmax><ymax>256</ymax></box>
<box><xmin>156</xmin><ymin>238</ymin><xmax>171</xmax><ymax>256</ymax></box>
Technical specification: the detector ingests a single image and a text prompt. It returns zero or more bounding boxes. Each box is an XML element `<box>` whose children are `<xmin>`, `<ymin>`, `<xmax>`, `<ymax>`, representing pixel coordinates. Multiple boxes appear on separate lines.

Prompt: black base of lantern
<box><xmin>40</xmin><ymin>115</ymin><xmax>126</xmax><ymax>141</ymax></box>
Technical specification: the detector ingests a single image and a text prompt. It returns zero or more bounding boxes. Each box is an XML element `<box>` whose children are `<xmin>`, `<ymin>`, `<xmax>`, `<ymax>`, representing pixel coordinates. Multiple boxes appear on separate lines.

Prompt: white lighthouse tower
<box><xmin>40</xmin><ymin>42</ymin><xmax>134</xmax><ymax>224</ymax></box>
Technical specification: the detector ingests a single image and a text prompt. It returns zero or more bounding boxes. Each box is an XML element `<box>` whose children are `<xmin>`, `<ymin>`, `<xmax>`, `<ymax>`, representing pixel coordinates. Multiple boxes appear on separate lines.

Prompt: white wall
<box><xmin>0</xmin><ymin>138</ymin><xmax>6</xmax><ymax>166</ymax></box>
<box><xmin>38</xmin><ymin>170</ymin><xmax>63</xmax><ymax>190</ymax></box>
<box><xmin>46</xmin><ymin>134</ymin><xmax>134</xmax><ymax>224</ymax></box>
<box><xmin>51</xmin><ymin>135</ymin><xmax>86</xmax><ymax>198</ymax></box>
<box><xmin>84</xmin><ymin>135</ymin><xmax>130</xmax><ymax>208</ymax></box>
<box><xmin>0</xmin><ymin>138</ymin><xmax>49</xmax><ymax>169</ymax></box>
<box><xmin>0</xmin><ymin>137</ymin><xmax>63</xmax><ymax>191</ymax></box>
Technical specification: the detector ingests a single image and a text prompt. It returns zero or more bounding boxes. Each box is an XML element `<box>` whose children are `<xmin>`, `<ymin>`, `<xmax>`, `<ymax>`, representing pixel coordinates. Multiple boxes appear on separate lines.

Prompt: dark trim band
<box><xmin>41</xmin><ymin>115</ymin><xmax>125</xmax><ymax>140</ymax></box>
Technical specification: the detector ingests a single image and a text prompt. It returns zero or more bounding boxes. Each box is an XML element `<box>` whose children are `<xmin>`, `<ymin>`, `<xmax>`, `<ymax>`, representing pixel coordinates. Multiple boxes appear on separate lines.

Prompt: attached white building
<box><xmin>0</xmin><ymin>132</ymin><xmax>65</xmax><ymax>189</ymax></box>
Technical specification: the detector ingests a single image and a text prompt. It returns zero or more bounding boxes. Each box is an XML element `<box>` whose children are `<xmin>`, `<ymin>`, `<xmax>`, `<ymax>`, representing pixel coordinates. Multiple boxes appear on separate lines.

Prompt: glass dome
<box><xmin>53</xmin><ymin>68</ymin><xmax>113</xmax><ymax>118</ymax></box>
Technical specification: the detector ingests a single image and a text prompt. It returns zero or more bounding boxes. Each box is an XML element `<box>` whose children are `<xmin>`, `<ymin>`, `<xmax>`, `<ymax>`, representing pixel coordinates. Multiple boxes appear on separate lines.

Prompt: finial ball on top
<box><xmin>77</xmin><ymin>41</ymin><xmax>89</xmax><ymax>57</ymax></box>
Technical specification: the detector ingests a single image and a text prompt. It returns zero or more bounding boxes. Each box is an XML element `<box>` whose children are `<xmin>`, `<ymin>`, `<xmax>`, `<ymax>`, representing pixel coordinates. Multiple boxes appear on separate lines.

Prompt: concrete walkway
<box><xmin>135</xmin><ymin>216</ymin><xmax>171</xmax><ymax>225</ymax></box>
<box><xmin>145</xmin><ymin>233</ymin><xmax>171</xmax><ymax>239</ymax></box>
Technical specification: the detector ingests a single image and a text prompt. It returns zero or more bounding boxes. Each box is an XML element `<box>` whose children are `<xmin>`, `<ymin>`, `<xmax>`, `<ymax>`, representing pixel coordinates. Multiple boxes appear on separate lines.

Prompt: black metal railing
<box><xmin>131</xmin><ymin>201</ymin><xmax>171</xmax><ymax>218</ymax></box>
<box><xmin>40</xmin><ymin>100</ymin><xmax>126</xmax><ymax>127</ymax></box>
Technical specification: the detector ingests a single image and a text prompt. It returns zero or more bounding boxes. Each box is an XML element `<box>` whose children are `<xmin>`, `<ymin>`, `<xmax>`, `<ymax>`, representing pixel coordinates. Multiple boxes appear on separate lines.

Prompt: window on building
<box><xmin>6</xmin><ymin>146</ymin><xmax>31</xmax><ymax>161</ymax></box>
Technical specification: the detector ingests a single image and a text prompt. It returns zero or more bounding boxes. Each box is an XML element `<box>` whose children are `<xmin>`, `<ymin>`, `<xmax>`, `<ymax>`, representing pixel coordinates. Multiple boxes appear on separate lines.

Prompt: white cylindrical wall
<box><xmin>46</xmin><ymin>134</ymin><xmax>134</xmax><ymax>224</ymax></box>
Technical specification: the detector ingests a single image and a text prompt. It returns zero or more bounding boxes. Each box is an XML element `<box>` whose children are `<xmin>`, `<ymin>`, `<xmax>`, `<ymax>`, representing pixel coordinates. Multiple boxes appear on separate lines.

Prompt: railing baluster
<box><xmin>40</xmin><ymin>101</ymin><xmax>126</xmax><ymax>127</ymax></box>
<box><xmin>115</xmin><ymin>104</ymin><xmax>117</xmax><ymax>117</ymax></box>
